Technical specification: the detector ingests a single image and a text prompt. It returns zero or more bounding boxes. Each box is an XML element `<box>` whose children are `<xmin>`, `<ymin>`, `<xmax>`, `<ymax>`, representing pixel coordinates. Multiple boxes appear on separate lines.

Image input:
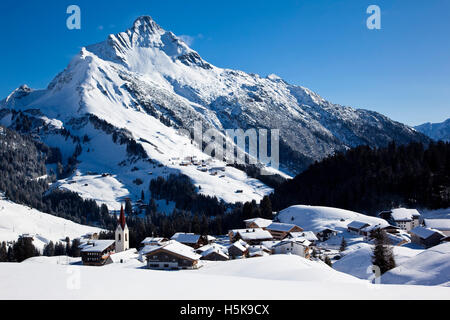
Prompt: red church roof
<box><xmin>118</xmin><ymin>205</ymin><xmax>126</xmax><ymax>229</ymax></box>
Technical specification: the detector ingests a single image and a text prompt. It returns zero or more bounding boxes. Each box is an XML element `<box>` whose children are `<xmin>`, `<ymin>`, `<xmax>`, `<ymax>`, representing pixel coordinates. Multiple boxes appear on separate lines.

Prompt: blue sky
<box><xmin>0</xmin><ymin>0</ymin><xmax>448</xmax><ymax>126</ymax></box>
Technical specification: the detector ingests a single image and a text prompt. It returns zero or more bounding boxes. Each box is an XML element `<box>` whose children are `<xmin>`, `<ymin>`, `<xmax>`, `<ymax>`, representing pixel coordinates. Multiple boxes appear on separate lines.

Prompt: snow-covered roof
<box><xmin>201</xmin><ymin>246</ymin><xmax>229</xmax><ymax>259</ymax></box>
<box><xmin>229</xmin><ymin>240</ymin><xmax>249</xmax><ymax>252</ymax></box>
<box><xmin>108</xmin><ymin>249</ymin><xmax>138</xmax><ymax>263</ymax></box>
<box><xmin>231</xmin><ymin>228</ymin><xmax>273</xmax><ymax>241</ymax></box>
<box><xmin>266</xmin><ymin>222</ymin><xmax>300</xmax><ymax>232</ymax></box>
<box><xmin>289</xmin><ymin>231</ymin><xmax>318</xmax><ymax>241</ymax></box>
<box><xmin>141</xmin><ymin>237</ymin><xmax>167</xmax><ymax>245</ymax></box>
<box><xmin>273</xmin><ymin>237</ymin><xmax>311</xmax><ymax>248</ymax></box>
<box><xmin>347</xmin><ymin>221</ymin><xmax>370</xmax><ymax>230</ymax></box>
<box><xmin>139</xmin><ymin>244</ymin><xmax>161</xmax><ymax>256</ymax></box>
<box><xmin>261</xmin><ymin>240</ymin><xmax>281</xmax><ymax>249</ymax></box>
<box><xmin>244</xmin><ymin>217</ymin><xmax>273</xmax><ymax>228</ymax></box>
<box><xmin>424</xmin><ymin>219</ymin><xmax>450</xmax><ymax>231</ymax></box>
<box><xmin>80</xmin><ymin>240</ymin><xmax>115</xmax><ymax>253</ymax></box>
<box><xmin>390</xmin><ymin>208</ymin><xmax>420</xmax><ymax>221</ymax></box>
<box><xmin>196</xmin><ymin>243</ymin><xmax>227</xmax><ymax>253</ymax></box>
<box><xmin>171</xmin><ymin>233</ymin><xmax>201</xmax><ymax>244</ymax></box>
<box><xmin>410</xmin><ymin>227</ymin><xmax>444</xmax><ymax>240</ymax></box>
<box><xmin>143</xmin><ymin>240</ymin><xmax>201</xmax><ymax>261</ymax></box>
<box><xmin>248</xmin><ymin>245</ymin><xmax>270</xmax><ymax>253</ymax></box>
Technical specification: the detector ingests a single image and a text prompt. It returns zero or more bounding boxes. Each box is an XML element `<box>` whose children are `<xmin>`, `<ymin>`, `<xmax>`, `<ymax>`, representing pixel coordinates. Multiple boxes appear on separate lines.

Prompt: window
<box><xmin>118</xmin><ymin>234</ymin><xmax>121</xmax><ymax>241</ymax></box>
<box><xmin>125</xmin><ymin>234</ymin><xmax>128</xmax><ymax>241</ymax></box>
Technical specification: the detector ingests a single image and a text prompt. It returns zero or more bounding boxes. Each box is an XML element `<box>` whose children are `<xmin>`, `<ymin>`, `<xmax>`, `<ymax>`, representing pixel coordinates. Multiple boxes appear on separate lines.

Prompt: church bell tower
<box><xmin>115</xmin><ymin>204</ymin><xmax>129</xmax><ymax>252</ymax></box>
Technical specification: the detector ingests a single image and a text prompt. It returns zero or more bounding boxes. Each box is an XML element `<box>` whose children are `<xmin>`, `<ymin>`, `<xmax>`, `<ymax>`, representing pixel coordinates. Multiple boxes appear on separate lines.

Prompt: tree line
<box><xmin>271</xmin><ymin>141</ymin><xmax>450</xmax><ymax>216</ymax></box>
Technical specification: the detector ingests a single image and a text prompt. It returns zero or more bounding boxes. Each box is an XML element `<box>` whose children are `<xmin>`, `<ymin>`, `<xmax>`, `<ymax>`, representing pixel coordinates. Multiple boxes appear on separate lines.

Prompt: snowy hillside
<box><xmin>0</xmin><ymin>16</ymin><xmax>428</xmax><ymax>208</ymax></box>
<box><xmin>333</xmin><ymin>243</ymin><xmax>423</xmax><ymax>280</ymax></box>
<box><xmin>0</xmin><ymin>197</ymin><xmax>102</xmax><ymax>250</ymax></box>
<box><xmin>276</xmin><ymin>205</ymin><xmax>388</xmax><ymax>232</ymax></box>
<box><xmin>415</xmin><ymin>118</ymin><xmax>450</xmax><ymax>142</ymax></box>
<box><xmin>1</xmin><ymin>254</ymin><xmax>449</xmax><ymax>299</ymax></box>
<box><xmin>381</xmin><ymin>243</ymin><xmax>450</xmax><ymax>286</ymax></box>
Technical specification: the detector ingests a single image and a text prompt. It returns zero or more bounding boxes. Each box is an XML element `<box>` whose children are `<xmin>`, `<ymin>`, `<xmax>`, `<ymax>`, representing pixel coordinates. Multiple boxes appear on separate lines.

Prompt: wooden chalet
<box><xmin>243</xmin><ymin>217</ymin><xmax>273</xmax><ymax>229</ymax></box>
<box><xmin>170</xmin><ymin>233</ymin><xmax>208</xmax><ymax>249</ymax></box>
<box><xmin>347</xmin><ymin>221</ymin><xmax>370</xmax><ymax>235</ymax></box>
<box><xmin>143</xmin><ymin>240</ymin><xmax>202</xmax><ymax>270</ymax></box>
<box><xmin>200</xmin><ymin>246</ymin><xmax>229</xmax><ymax>261</ymax></box>
<box><xmin>410</xmin><ymin>227</ymin><xmax>445</xmax><ymax>249</ymax></box>
<box><xmin>228</xmin><ymin>228</ymin><xmax>273</xmax><ymax>245</ymax></box>
<box><xmin>315</xmin><ymin>228</ymin><xmax>338</xmax><ymax>241</ymax></box>
<box><xmin>265</xmin><ymin>222</ymin><xmax>303</xmax><ymax>240</ymax></box>
<box><xmin>79</xmin><ymin>240</ymin><xmax>115</xmax><ymax>266</ymax></box>
<box><xmin>228</xmin><ymin>240</ymin><xmax>249</xmax><ymax>259</ymax></box>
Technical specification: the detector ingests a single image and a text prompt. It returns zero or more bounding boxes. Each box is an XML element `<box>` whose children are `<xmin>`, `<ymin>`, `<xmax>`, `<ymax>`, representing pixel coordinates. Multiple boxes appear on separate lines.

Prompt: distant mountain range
<box><xmin>415</xmin><ymin>118</ymin><xmax>450</xmax><ymax>142</ymax></box>
<box><xmin>0</xmin><ymin>16</ymin><xmax>429</xmax><ymax>207</ymax></box>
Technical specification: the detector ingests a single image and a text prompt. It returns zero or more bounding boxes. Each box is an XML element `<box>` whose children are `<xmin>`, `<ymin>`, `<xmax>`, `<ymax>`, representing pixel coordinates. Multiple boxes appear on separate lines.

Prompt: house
<box><xmin>248</xmin><ymin>245</ymin><xmax>271</xmax><ymax>258</ymax></box>
<box><xmin>228</xmin><ymin>228</ymin><xmax>273</xmax><ymax>245</ymax></box>
<box><xmin>272</xmin><ymin>238</ymin><xmax>311</xmax><ymax>258</ymax></box>
<box><xmin>141</xmin><ymin>237</ymin><xmax>169</xmax><ymax>246</ymax></box>
<box><xmin>170</xmin><ymin>233</ymin><xmax>207</xmax><ymax>249</ymax></box>
<box><xmin>82</xmin><ymin>232</ymin><xmax>99</xmax><ymax>240</ymax></box>
<box><xmin>289</xmin><ymin>231</ymin><xmax>318</xmax><ymax>244</ymax></box>
<box><xmin>106</xmin><ymin>248</ymin><xmax>138</xmax><ymax>265</ymax></box>
<box><xmin>360</xmin><ymin>224</ymin><xmax>400</xmax><ymax>238</ymax></box>
<box><xmin>206</xmin><ymin>235</ymin><xmax>217</xmax><ymax>244</ymax></box>
<box><xmin>423</xmin><ymin>219</ymin><xmax>450</xmax><ymax>236</ymax></box>
<box><xmin>79</xmin><ymin>240</ymin><xmax>115</xmax><ymax>266</ymax></box>
<box><xmin>115</xmin><ymin>205</ymin><xmax>129</xmax><ymax>253</ymax></box>
<box><xmin>195</xmin><ymin>243</ymin><xmax>226</xmax><ymax>254</ymax></box>
<box><xmin>228</xmin><ymin>240</ymin><xmax>249</xmax><ymax>259</ymax></box>
<box><xmin>143</xmin><ymin>240</ymin><xmax>202</xmax><ymax>270</ymax></box>
<box><xmin>265</xmin><ymin>222</ymin><xmax>303</xmax><ymax>240</ymax></box>
<box><xmin>347</xmin><ymin>221</ymin><xmax>370</xmax><ymax>235</ymax></box>
<box><xmin>378</xmin><ymin>208</ymin><xmax>421</xmax><ymax>231</ymax></box>
<box><xmin>243</xmin><ymin>217</ymin><xmax>273</xmax><ymax>229</ymax></box>
<box><xmin>200</xmin><ymin>245</ymin><xmax>229</xmax><ymax>261</ymax></box>
<box><xmin>410</xmin><ymin>226</ymin><xmax>445</xmax><ymax>248</ymax></box>
<box><xmin>315</xmin><ymin>228</ymin><xmax>338</xmax><ymax>241</ymax></box>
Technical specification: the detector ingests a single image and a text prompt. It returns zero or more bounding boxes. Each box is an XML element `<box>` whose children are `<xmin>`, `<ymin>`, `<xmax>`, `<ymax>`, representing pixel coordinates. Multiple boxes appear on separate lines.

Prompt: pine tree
<box><xmin>43</xmin><ymin>241</ymin><xmax>55</xmax><ymax>256</ymax></box>
<box><xmin>125</xmin><ymin>198</ymin><xmax>133</xmax><ymax>216</ymax></box>
<box><xmin>71</xmin><ymin>238</ymin><xmax>81</xmax><ymax>257</ymax></box>
<box><xmin>0</xmin><ymin>242</ymin><xmax>8</xmax><ymax>262</ymax></box>
<box><xmin>260</xmin><ymin>196</ymin><xmax>272</xmax><ymax>219</ymax></box>
<box><xmin>324</xmin><ymin>256</ymin><xmax>332</xmax><ymax>267</ymax></box>
<box><xmin>339</xmin><ymin>237</ymin><xmax>347</xmax><ymax>253</ymax></box>
<box><xmin>372</xmin><ymin>229</ymin><xmax>396</xmax><ymax>275</ymax></box>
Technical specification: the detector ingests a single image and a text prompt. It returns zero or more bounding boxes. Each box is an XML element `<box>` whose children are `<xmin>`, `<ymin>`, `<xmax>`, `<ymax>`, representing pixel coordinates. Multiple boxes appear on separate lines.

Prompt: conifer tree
<box><xmin>372</xmin><ymin>229</ymin><xmax>396</xmax><ymax>274</ymax></box>
<box><xmin>0</xmin><ymin>242</ymin><xmax>8</xmax><ymax>262</ymax></box>
<box><xmin>339</xmin><ymin>237</ymin><xmax>347</xmax><ymax>253</ymax></box>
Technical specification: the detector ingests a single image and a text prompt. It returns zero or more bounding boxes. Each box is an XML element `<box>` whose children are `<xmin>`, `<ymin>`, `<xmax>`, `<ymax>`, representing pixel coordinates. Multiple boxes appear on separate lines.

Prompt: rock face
<box><xmin>0</xmin><ymin>16</ymin><xmax>429</xmax><ymax>206</ymax></box>
<box><xmin>415</xmin><ymin>119</ymin><xmax>450</xmax><ymax>142</ymax></box>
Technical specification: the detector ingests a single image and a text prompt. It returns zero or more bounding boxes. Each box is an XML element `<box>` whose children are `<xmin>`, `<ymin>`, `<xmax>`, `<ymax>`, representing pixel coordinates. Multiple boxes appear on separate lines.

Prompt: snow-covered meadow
<box><xmin>0</xmin><ymin>254</ymin><xmax>449</xmax><ymax>300</ymax></box>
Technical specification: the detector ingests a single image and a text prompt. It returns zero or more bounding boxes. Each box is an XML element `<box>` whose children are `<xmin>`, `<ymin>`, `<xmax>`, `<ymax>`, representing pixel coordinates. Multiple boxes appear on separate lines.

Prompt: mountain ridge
<box><xmin>0</xmin><ymin>15</ymin><xmax>430</xmax><ymax>208</ymax></box>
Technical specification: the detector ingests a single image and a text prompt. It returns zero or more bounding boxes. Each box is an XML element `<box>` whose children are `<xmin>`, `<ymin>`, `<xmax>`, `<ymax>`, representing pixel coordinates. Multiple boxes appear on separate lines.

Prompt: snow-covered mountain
<box><xmin>415</xmin><ymin>118</ymin><xmax>450</xmax><ymax>142</ymax></box>
<box><xmin>0</xmin><ymin>16</ymin><xmax>428</xmax><ymax>208</ymax></box>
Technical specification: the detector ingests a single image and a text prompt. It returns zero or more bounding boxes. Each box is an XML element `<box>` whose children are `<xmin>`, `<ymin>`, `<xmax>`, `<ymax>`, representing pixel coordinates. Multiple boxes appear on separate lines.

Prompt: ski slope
<box><xmin>0</xmin><ymin>198</ymin><xmax>102</xmax><ymax>250</ymax></box>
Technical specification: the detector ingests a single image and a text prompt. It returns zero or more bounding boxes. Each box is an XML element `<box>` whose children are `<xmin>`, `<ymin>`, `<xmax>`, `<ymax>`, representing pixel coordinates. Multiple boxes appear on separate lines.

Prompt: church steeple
<box><xmin>115</xmin><ymin>204</ymin><xmax>129</xmax><ymax>252</ymax></box>
<box><xmin>118</xmin><ymin>204</ymin><xmax>126</xmax><ymax>230</ymax></box>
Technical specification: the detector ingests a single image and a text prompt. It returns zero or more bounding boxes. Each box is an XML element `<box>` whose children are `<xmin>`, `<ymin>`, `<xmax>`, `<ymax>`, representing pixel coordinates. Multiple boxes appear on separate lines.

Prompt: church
<box><xmin>79</xmin><ymin>205</ymin><xmax>129</xmax><ymax>266</ymax></box>
<box><xmin>115</xmin><ymin>205</ymin><xmax>129</xmax><ymax>252</ymax></box>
